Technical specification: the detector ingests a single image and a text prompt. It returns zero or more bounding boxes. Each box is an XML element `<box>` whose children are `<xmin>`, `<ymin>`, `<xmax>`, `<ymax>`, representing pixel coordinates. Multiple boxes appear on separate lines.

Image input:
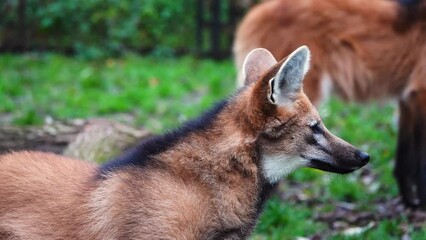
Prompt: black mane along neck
<box><xmin>99</xmin><ymin>99</ymin><xmax>229</xmax><ymax>176</ymax></box>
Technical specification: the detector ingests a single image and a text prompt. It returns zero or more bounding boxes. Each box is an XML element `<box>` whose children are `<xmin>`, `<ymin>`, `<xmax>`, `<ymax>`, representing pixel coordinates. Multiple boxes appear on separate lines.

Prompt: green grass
<box><xmin>0</xmin><ymin>53</ymin><xmax>424</xmax><ymax>239</ymax></box>
<box><xmin>0</xmin><ymin>53</ymin><xmax>235</xmax><ymax>131</ymax></box>
<box><xmin>254</xmin><ymin>198</ymin><xmax>326</xmax><ymax>239</ymax></box>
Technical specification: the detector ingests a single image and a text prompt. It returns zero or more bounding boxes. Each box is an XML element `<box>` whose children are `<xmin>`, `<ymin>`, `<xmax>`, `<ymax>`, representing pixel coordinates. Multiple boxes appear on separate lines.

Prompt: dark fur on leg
<box><xmin>395</xmin><ymin>96</ymin><xmax>419</xmax><ymax>207</ymax></box>
<box><xmin>396</xmin><ymin>90</ymin><xmax>426</xmax><ymax>208</ymax></box>
<box><xmin>412</xmin><ymin>91</ymin><xmax>426</xmax><ymax>209</ymax></box>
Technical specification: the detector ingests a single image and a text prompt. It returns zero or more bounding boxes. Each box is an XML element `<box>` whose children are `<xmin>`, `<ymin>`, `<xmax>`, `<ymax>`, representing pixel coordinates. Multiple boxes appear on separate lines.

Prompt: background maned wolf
<box><xmin>0</xmin><ymin>47</ymin><xmax>369</xmax><ymax>239</ymax></box>
<box><xmin>234</xmin><ymin>0</ymin><xmax>426</xmax><ymax>207</ymax></box>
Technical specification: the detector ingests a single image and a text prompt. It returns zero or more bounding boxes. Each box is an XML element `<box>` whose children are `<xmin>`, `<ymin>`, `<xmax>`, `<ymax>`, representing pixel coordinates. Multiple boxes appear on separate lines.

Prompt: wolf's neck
<box><xmin>161</xmin><ymin>123</ymin><xmax>260</xmax><ymax>182</ymax></box>
<box><xmin>162</xmin><ymin>126</ymin><xmax>273</xmax><ymax>230</ymax></box>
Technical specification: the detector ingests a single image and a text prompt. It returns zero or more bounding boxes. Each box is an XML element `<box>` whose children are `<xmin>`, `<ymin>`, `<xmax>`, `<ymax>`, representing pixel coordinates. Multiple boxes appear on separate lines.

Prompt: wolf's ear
<box><xmin>242</xmin><ymin>48</ymin><xmax>277</xmax><ymax>86</ymax></box>
<box><xmin>268</xmin><ymin>46</ymin><xmax>310</xmax><ymax>105</ymax></box>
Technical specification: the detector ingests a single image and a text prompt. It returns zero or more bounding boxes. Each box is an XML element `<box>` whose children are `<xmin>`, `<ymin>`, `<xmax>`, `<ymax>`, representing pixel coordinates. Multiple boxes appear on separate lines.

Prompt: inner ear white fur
<box><xmin>267</xmin><ymin>78</ymin><xmax>275</xmax><ymax>104</ymax></box>
<box><xmin>270</xmin><ymin>45</ymin><xmax>311</xmax><ymax>105</ymax></box>
<box><xmin>242</xmin><ymin>48</ymin><xmax>277</xmax><ymax>86</ymax></box>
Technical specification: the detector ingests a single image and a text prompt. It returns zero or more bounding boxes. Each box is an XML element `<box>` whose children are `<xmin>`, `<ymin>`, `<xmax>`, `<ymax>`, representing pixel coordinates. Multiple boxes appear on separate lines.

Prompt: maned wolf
<box><xmin>233</xmin><ymin>0</ymin><xmax>426</xmax><ymax>207</ymax></box>
<box><xmin>0</xmin><ymin>46</ymin><xmax>369</xmax><ymax>239</ymax></box>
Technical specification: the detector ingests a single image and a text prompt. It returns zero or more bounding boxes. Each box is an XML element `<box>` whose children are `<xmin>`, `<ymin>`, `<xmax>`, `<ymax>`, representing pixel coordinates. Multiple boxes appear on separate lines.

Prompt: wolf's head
<box><xmin>239</xmin><ymin>46</ymin><xmax>369</xmax><ymax>183</ymax></box>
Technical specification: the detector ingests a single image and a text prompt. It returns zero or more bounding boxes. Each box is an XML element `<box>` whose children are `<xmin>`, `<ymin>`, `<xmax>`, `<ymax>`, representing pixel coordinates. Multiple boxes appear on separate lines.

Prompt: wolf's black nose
<box><xmin>356</xmin><ymin>151</ymin><xmax>370</xmax><ymax>164</ymax></box>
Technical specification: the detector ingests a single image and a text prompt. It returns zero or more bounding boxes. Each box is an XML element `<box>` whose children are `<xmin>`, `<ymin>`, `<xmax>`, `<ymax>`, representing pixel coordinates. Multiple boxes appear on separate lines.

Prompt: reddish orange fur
<box><xmin>234</xmin><ymin>0</ymin><xmax>426</xmax><ymax>105</ymax></box>
<box><xmin>0</xmin><ymin>152</ymin><xmax>96</xmax><ymax>239</ymax></box>
<box><xmin>234</xmin><ymin>0</ymin><xmax>426</xmax><ymax>207</ymax></box>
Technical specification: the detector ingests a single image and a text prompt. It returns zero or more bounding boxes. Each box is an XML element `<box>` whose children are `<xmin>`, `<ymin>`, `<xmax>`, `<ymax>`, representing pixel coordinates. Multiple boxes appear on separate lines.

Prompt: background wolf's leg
<box><xmin>412</xmin><ymin>91</ymin><xmax>426</xmax><ymax>209</ymax></box>
<box><xmin>395</xmin><ymin>95</ymin><xmax>418</xmax><ymax>207</ymax></box>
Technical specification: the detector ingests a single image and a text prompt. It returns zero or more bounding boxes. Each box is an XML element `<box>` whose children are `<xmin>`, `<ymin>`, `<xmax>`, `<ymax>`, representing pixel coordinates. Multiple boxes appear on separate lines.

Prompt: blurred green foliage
<box><xmin>1</xmin><ymin>0</ymin><xmax>195</xmax><ymax>58</ymax></box>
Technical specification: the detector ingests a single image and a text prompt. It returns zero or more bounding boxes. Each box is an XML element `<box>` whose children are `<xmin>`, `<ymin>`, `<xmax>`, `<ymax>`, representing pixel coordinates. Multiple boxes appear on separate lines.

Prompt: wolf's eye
<box><xmin>310</xmin><ymin>121</ymin><xmax>323</xmax><ymax>134</ymax></box>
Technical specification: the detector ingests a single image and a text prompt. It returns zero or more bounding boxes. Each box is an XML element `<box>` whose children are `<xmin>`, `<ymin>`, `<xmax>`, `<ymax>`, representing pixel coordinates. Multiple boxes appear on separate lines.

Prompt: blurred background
<box><xmin>0</xmin><ymin>0</ymin><xmax>425</xmax><ymax>239</ymax></box>
<box><xmin>1</xmin><ymin>0</ymin><xmax>254</xmax><ymax>59</ymax></box>
<box><xmin>0</xmin><ymin>0</ymin><xmax>256</xmax><ymax>128</ymax></box>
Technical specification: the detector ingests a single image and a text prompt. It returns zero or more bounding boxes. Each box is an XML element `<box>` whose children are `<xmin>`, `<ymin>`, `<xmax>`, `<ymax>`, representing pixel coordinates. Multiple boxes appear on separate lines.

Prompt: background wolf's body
<box><xmin>234</xmin><ymin>0</ymin><xmax>426</xmax><ymax>207</ymax></box>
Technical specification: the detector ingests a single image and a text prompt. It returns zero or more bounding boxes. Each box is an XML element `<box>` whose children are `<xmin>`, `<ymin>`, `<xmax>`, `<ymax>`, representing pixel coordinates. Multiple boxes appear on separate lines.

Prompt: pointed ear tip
<box><xmin>247</xmin><ymin>48</ymin><xmax>273</xmax><ymax>57</ymax></box>
<box><xmin>298</xmin><ymin>45</ymin><xmax>309</xmax><ymax>51</ymax></box>
<box><xmin>252</xmin><ymin>47</ymin><xmax>267</xmax><ymax>51</ymax></box>
<box><xmin>296</xmin><ymin>45</ymin><xmax>310</xmax><ymax>56</ymax></box>
<box><xmin>243</xmin><ymin>47</ymin><xmax>277</xmax><ymax>72</ymax></box>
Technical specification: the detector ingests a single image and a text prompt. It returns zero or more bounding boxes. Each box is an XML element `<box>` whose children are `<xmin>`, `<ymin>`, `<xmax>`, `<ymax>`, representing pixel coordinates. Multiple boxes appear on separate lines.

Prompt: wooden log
<box><xmin>0</xmin><ymin>119</ymin><xmax>152</xmax><ymax>164</ymax></box>
<box><xmin>63</xmin><ymin>119</ymin><xmax>152</xmax><ymax>163</ymax></box>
